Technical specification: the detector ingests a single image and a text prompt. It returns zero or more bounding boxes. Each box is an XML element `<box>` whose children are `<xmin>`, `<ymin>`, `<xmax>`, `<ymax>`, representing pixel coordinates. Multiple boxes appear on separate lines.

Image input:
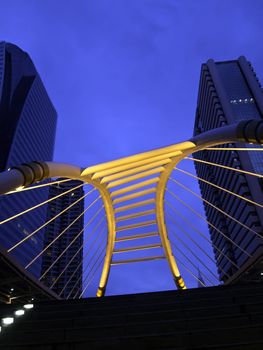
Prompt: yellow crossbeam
<box><xmin>91</xmin><ymin>151</ymin><xmax>182</xmax><ymax>179</ymax></box>
<box><xmin>114</xmin><ymin>199</ymin><xmax>155</xmax><ymax>213</ymax></box>
<box><xmin>115</xmin><ymin>232</ymin><xmax>159</xmax><ymax>242</ymax></box>
<box><xmin>116</xmin><ymin>220</ymin><xmax>156</xmax><ymax>232</ymax></box>
<box><xmin>101</xmin><ymin>159</ymin><xmax>171</xmax><ymax>183</ymax></box>
<box><xmin>106</xmin><ymin>167</ymin><xmax>165</xmax><ymax>188</ymax></box>
<box><xmin>115</xmin><ymin>209</ymin><xmax>156</xmax><ymax>222</ymax></box>
<box><xmin>110</xmin><ymin>178</ymin><xmax>159</xmax><ymax>197</ymax></box>
<box><xmin>113</xmin><ymin>243</ymin><xmax>162</xmax><ymax>253</ymax></box>
<box><xmin>111</xmin><ymin>255</ymin><xmax>166</xmax><ymax>265</ymax></box>
<box><xmin>113</xmin><ymin>188</ymin><xmax>156</xmax><ymax>205</ymax></box>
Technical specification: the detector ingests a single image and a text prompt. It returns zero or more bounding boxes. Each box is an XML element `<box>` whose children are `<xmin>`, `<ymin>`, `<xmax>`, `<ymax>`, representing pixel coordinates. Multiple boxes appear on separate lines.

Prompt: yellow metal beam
<box><xmin>116</xmin><ymin>220</ymin><xmax>156</xmax><ymax>232</ymax></box>
<box><xmin>81</xmin><ymin>145</ymin><xmax>185</xmax><ymax>176</ymax></box>
<box><xmin>110</xmin><ymin>178</ymin><xmax>159</xmax><ymax>197</ymax></box>
<box><xmin>101</xmin><ymin>159</ymin><xmax>171</xmax><ymax>183</ymax></box>
<box><xmin>115</xmin><ymin>232</ymin><xmax>159</xmax><ymax>242</ymax></box>
<box><xmin>111</xmin><ymin>256</ymin><xmax>166</xmax><ymax>265</ymax></box>
<box><xmin>115</xmin><ymin>199</ymin><xmax>155</xmax><ymax>213</ymax></box>
<box><xmin>106</xmin><ymin>167</ymin><xmax>165</xmax><ymax>189</ymax></box>
<box><xmin>115</xmin><ymin>209</ymin><xmax>156</xmax><ymax>222</ymax></box>
<box><xmin>113</xmin><ymin>188</ymin><xmax>156</xmax><ymax>205</ymax></box>
<box><xmin>92</xmin><ymin>151</ymin><xmax>183</xmax><ymax>179</ymax></box>
<box><xmin>113</xmin><ymin>243</ymin><xmax>162</xmax><ymax>253</ymax></box>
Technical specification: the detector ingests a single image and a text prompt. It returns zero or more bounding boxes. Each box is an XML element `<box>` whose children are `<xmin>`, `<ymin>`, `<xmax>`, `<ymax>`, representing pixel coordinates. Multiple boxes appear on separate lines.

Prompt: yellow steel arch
<box><xmin>81</xmin><ymin>140</ymin><xmax>197</xmax><ymax>295</ymax></box>
<box><xmin>0</xmin><ymin>119</ymin><xmax>261</xmax><ymax>297</ymax></box>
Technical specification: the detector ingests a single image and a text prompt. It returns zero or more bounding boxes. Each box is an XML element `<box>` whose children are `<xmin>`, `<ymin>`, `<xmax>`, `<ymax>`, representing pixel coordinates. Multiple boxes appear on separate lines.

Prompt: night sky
<box><xmin>1</xmin><ymin>0</ymin><xmax>263</xmax><ymax>296</ymax></box>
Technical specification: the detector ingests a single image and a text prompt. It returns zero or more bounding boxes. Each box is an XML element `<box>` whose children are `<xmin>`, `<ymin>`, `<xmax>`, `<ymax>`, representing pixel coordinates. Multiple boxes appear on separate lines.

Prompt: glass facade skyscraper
<box><xmin>194</xmin><ymin>56</ymin><xmax>263</xmax><ymax>283</ymax></box>
<box><xmin>41</xmin><ymin>180</ymin><xmax>84</xmax><ymax>298</ymax></box>
<box><xmin>0</xmin><ymin>42</ymin><xmax>57</xmax><ymax>277</ymax></box>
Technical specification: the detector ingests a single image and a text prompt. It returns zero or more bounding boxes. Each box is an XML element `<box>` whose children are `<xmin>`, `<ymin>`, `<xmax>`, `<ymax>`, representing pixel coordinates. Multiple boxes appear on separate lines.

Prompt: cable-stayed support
<box><xmin>5</xmin><ymin>178</ymin><xmax>73</xmax><ymax>195</ymax></box>
<box><xmin>185</xmin><ymin>156</ymin><xmax>263</xmax><ymax>179</ymax></box>
<box><xmin>49</xmin><ymin>216</ymin><xmax>106</xmax><ymax>289</ymax></box>
<box><xmin>7</xmin><ymin>187</ymin><xmax>96</xmax><ymax>253</ymax></box>
<box><xmin>0</xmin><ymin>118</ymin><xmax>262</xmax><ymax>298</ymax></box>
<box><xmin>165</xmin><ymin>199</ymin><xmax>237</xmax><ymax>273</ymax></box>
<box><xmin>40</xmin><ymin>207</ymin><xmax>105</xmax><ymax>280</ymax></box>
<box><xmin>174</xmin><ymin>167</ymin><xmax>263</xmax><ymax>209</ymax></box>
<box><xmin>0</xmin><ymin>182</ymin><xmax>85</xmax><ymax>225</ymax></box>
<box><xmin>67</xmin><ymin>233</ymin><xmax>106</xmax><ymax>299</ymax></box>
<box><xmin>7</xmin><ymin>187</ymin><xmax>95</xmax><ymax>256</ymax></box>
<box><xmin>24</xmin><ymin>195</ymin><xmax>101</xmax><ymax>269</ymax></box>
<box><xmin>60</xmin><ymin>225</ymin><xmax>107</xmax><ymax>298</ymax></box>
<box><xmin>168</xmin><ymin>215</ymin><xmax>217</xmax><ymax>284</ymax></box>
<box><xmin>166</xmin><ymin>207</ymin><xmax>225</xmax><ymax>281</ymax></box>
<box><xmin>169</xmin><ymin>176</ymin><xmax>263</xmax><ymax>242</ymax></box>
<box><xmin>78</xmin><ymin>249</ymin><xmax>106</xmax><ymax>299</ymax></box>
<box><xmin>166</xmin><ymin>186</ymin><xmax>252</xmax><ymax>257</ymax></box>
<box><xmin>206</xmin><ymin>147</ymin><xmax>263</xmax><ymax>151</ymax></box>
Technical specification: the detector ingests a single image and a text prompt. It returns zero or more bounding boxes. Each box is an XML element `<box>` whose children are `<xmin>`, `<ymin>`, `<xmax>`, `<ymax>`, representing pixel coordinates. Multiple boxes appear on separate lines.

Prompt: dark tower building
<box><xmin>0</xmin><ymin>42</ymin><xmax>57</xmax><ymax>277</ymax></box>
<box><xmin>41</xmin><ymin>180</ymin><xmax>84</xmax><ymax>299</ymax></box>
<box><xmin>194</xmin><ymin>57</ymin><xmax>263</xmax><ymax>283</ymax></box>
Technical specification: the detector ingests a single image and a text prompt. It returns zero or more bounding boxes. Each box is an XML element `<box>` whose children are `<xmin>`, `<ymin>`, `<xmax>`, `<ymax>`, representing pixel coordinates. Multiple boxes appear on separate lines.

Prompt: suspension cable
<box><xmin>25</xmin><ymin>195</ymin><xmax>101</xmax><ymax>269</ymax></box>
<box><xmin>205</xmin><ymin>147</ymin><xmax>263</xmax><ymax>151</ymax></box>
<box><xmin>166</xmin><ymin>205</ymin><xmax>230</xmax><ymax>279</ymax></box>
<box><xmin>6</xmin><ymin>178</ymin><xmax>73</xmax><ymax>195</ymax></box>
<box><xmin>171</xmin><ymin>242</ymin><xmax>207</xmax><ymax>287</ymax></box>
<box><xmin>78</xmin><ymin>251</ymin><xmax>105</xmax><ymax>298</ymax></box>
<box><xmin>59</xmin><ymin>225</ymin><xmax>106</xmax><ymax>297</ymax></box>
<box><xmin>166</xmin><ymin>214</ymin><xmax>217</xmax><ymax>284</ymax></box>
<box><xmin>7</xmin><ymin>187</ymin><xmax>96</xmax><ymax>253</ymax></box>
<box><xmin>166</xmin><ymin>186</ymin><xmax>252</xmax><ymax>257</ymax></box>
<box><xmin>67</xmin><ymin>236</ymin><xmax>106</xmax><ymax>299</ymax></box>
<box><xmin>165</xmin><ymin>199</ymin><xmax>238</xmax><ymax>271</ymax></box>
<box><xmin>49</xmin><ymin>216</ymin><xmax>106</xmax><ymax>288</ymax></box>
<box><xmin>171</xmin><ymin>239</ymin><xmax>212</xmax><ymax>286</ymax></box>
<box><xmin>0</xmin><ymin>182</ymin><xmax>85</xmax><ymax>226</ymax></box>
<box><xmin>175</xmin><ymin>167</ymin><xmax>263</xmax><ymax>209</ymax></box>
<box><xmin>40</xmin><ymin>206</ymin><xmax>105</xmax><ymax>280</ymax></box>
<box><xmin>169</xmin><ymin>176</ymin><xmax>263</xmax><ymax>241</ymax></box>
<box><xmin>185</xmin><ymin>156</ymin><xmax>263</xmax><ymax>179</ymax></box>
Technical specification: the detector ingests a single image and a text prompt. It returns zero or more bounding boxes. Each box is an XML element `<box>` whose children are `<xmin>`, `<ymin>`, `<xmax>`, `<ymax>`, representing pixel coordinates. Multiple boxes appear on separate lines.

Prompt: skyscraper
<box><xmin>193</xmin><ymin>56</ymin><xmax>263</xmax><ymax>283</ymax></box>
<box><xmin>41</xmin><ymin>180</ymin><xmax>84</xmax><ymax>298</ymax></box>
<box><xmin>0</xmin><ymin>42</ymin><xmax>57</xmax><ymax>277</ymax></box>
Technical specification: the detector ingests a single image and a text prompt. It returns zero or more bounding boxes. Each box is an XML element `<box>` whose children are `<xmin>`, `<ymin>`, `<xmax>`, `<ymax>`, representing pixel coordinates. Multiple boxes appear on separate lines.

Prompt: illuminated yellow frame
<box><xmin>0</xmin><ymin>119</ymin><xmax>261</xmax><ymax>297</ymax></box>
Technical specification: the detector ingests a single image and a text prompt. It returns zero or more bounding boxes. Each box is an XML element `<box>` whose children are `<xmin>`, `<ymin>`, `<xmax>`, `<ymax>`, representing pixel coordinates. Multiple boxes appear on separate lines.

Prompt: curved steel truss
<box><xmin>0</xmin><ymin>119</ymin><xmax>262</xmax><ymax>298</ymax></box>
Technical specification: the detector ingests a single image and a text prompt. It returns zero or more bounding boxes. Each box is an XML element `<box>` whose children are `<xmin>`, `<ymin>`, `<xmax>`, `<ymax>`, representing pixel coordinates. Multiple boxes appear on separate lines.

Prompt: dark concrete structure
<box><xmin>194</xmin><ymin>57</ymin><xmax>263</xmax><ymax>283</ymax></box>
<box><xmin>41</xmin><ymin>180</ymin><xmax>84</xmax><ymax>298</ymax></box>
<box><xmin>0</xmin><ymin>282</ymin><xmax>263</xmax><ymax>349</ymax></box>
<box><xmin>0</xmin><ymin>42</ymin><xmax>57</xmax><ymax>299</ymax></box>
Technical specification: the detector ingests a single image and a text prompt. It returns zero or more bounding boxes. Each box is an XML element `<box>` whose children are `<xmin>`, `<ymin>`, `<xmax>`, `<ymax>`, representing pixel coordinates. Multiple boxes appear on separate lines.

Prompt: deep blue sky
<box><xmin>1</xmin><ymin>0</ymin><xmax>263</xmax><ymax>296</ymax></box>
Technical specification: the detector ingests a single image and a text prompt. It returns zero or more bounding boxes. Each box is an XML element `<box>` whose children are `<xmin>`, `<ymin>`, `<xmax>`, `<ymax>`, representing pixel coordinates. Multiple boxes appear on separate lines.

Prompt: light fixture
<box><xmin>14</xmin><ymin>309</ymin><xmax>25</xmax><ymax>316</ymax></box>
<box><xmin>23</xmin><ymin>303</ymin><xmax>34</xmax><ymax>309</ymax></box>
<box><xmin>260</xmin><ymin>272</ymin><xmax>263</xmax><ymax>276</ymax></box>
<box><xmin>2</xmin><ymin>317</ymin><xmax>14</xmax><ymax>326</ymax></box>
